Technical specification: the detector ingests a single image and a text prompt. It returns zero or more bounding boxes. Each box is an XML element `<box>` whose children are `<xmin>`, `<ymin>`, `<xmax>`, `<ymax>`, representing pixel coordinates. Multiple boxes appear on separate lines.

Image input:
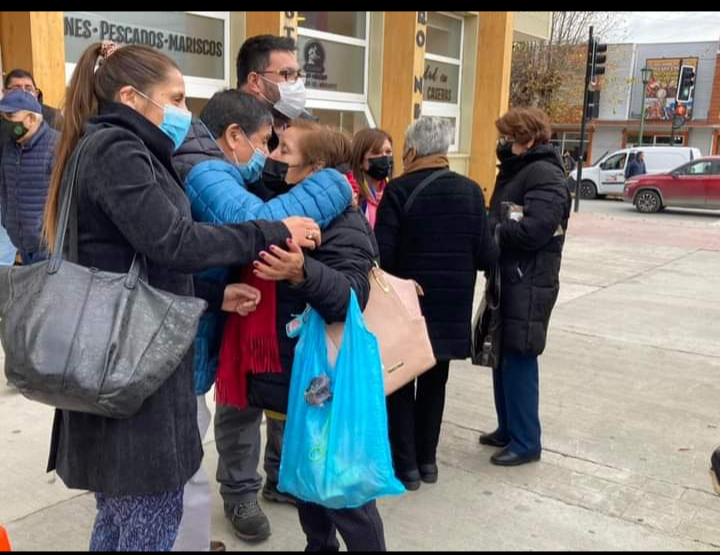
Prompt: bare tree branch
<box><xmin>511</xmin><ymin>11</ymin><xmax>626</xmax><ymax>117</ymax></box>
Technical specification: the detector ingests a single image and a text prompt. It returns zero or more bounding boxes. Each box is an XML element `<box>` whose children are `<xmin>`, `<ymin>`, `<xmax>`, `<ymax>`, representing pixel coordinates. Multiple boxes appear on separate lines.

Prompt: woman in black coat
<box><xmin>242</xmin><ymin>120</ymin><xmax>384</xmax><ymax>551</ymax></box>
<box><xmin>41</xmin><ymin>43</ymin><xmax>320</xmax><ymax>552</ymax></box>
<box><xmin>479</xmin><ymin>107</ymin><xmax>571</xmax><ymax>467</ymax></box>
<box><xmin>374</xmin><ymin>116</ymin><xmax>498</xmax><ymax>490</ymax></box>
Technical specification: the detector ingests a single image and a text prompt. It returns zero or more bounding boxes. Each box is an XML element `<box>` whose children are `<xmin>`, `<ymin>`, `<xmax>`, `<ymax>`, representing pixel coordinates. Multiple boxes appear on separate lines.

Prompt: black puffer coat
<box><xmin>248</xmin><ymin>207</ymin><xmax>377</xmax><ymax>414</ymax></box>
<box><xmin>489</xmin><ymin>144</ymin><xmax>571</xmax><ymax>356</ymax></box>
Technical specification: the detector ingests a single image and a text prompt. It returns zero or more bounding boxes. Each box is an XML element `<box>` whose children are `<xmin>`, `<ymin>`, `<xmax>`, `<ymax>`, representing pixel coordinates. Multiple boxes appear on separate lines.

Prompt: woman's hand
<box><xmin>222</xmin><ymin>283</ymin><xmax>261</xmax><ymax>316</ymax></box>
<box><xmin>282</xmin><ymin>217</ymin><xmax>321</xmax><ymax>250</ymax></box>
<box><xmin>253</xmin><ymin>239</ymin><xmax>306</xmax><ymax>284</ymax></box>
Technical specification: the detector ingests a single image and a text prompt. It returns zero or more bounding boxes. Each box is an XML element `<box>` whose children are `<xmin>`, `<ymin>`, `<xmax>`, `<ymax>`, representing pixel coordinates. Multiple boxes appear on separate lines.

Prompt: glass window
<box><xmin>437</xmin><ymin>116</ymin><xmax>458</xmax><ymax>147</ymax></box>
<box><xmin>298</xmin><ymin>11</ymin><xmax>366</xmax><ymax>39</ymax></box>
<box><xmin>684</xmin><ymin>161</ymin><xmax>713</xmax><ymax>175</ymax></box>
<box><xmin>601</xmin><ymin>153</ymin><xmax>627</xmax><ymax>171</ymax></box>
<box><xmin>308</xmin><ymin>108</ymin><xmax>369</xmax><ymax>136</ymax></box>
<box><xmin>298</xmin><ymin>36</ymin><xmax>365</xmax><ymax>95</ymax></box>
<box><xmin>423</xmin><ymin>59</ymin><xmax>460</xmax><ymax>104</ymax></box>
<box><xmin>653</xmin><ymin>135</ymin><xmax>685</xmax><ymax>146</ymax></box>
<box><xmin>627</xmin><ymin>134</ymin><xmax>684</xmax><ymax>147</ymax></box>
<box><xmin>426</xmin><ymin>12</ymin><xmax>462</xmax><ymax>59</ymax></box>
<box><xmin>423</xmin><ymin>13</ymin><xmax>463</xmax><ymax>153</ymax></box>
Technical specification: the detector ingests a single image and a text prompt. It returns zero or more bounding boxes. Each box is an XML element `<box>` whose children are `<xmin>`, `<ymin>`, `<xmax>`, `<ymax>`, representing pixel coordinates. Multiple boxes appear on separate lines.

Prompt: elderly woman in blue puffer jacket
<box><xmin>172</xmin><ymin>89</ymin><xmax>351</xmax><ymax>551</ymax></box>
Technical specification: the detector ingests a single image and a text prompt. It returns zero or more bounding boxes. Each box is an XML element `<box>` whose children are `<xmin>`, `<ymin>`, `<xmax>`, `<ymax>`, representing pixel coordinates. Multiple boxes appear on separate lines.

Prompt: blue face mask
<box><xmin>232</xmin><ymin>128</ymin><xmax>267</xmax><ymax>183</ymax></box>
<box><xmin>134</xmin><ymin>88</ymin><xmax>192</xmax><ymax>151</ymax></box>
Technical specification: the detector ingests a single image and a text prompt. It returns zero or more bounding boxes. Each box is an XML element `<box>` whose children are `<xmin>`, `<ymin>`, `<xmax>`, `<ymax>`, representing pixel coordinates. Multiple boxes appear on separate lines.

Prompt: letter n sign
<box><xmin>412</xmin><ymin>12</ymin><xmax>428</xmax><ymax>121</ymax></box>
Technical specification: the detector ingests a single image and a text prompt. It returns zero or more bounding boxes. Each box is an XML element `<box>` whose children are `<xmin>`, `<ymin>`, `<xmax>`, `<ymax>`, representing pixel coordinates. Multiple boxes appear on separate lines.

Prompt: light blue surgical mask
<box><xmin>232</xmin><ymin>128</ymin><xmax>267</xmax><ymax>184</ymax></box>
<box><xmin>134</xmin><ymin>88</ymin><xmax>192</xmax><ymax>151</ymax></box>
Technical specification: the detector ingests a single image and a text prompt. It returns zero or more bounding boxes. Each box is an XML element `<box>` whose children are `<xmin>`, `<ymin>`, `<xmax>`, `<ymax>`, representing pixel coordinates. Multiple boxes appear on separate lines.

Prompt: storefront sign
<box><xmin>64</xmin><ymin>11</ymin><xmax>225</xmax><ymax>80</ymax></box>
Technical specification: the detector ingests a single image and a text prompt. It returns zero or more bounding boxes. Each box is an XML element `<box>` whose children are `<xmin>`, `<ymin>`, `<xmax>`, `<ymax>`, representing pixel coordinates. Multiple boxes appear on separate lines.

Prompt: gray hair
<box><xmin>404</xmin><ymin>116</ymin><xmax>452</xmax><ymax>157</ymax></box>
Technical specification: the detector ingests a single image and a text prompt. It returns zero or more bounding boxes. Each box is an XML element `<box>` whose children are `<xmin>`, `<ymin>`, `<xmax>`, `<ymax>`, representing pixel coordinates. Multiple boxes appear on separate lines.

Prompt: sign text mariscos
<box><xmin>64</xmin><ymin>15</ymin><xmax>223</xmax><ymax>58</ymax></box>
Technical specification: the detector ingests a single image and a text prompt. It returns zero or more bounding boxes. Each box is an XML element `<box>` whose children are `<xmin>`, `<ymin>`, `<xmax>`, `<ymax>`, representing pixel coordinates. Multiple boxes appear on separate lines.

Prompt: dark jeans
<box><xmin>491</xmin><ymin>350</ymin><xmax>541</xmax><ymax>456</ymax></box>
<box><xmin>298</xmin><ymin>500</ymin><xmax>386</xmax><ymax>552</ymax></box>
<box><xmin>386</xmin><ymin>360</ymin><xmax>451</xmax><ymax>472</ymax></box>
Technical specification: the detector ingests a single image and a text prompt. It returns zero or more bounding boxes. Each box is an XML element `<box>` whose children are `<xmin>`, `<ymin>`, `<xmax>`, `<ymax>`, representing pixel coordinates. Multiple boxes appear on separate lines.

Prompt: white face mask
<box><xmin>260</xmin><ymin>75</ymin><xmax>307</xmax><ymax>119</ymax></box>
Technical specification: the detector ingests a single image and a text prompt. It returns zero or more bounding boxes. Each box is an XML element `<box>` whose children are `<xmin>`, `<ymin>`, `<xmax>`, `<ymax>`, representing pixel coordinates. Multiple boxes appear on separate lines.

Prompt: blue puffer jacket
<box><xmin>174</xmin><ymin>122</ymin><xmax>353</xmax><ymax>394</ymax></box>
<box><xmin>0</xmin><ymin>123</ymin><xmax>58</xmax><ymax>253</ymax></box>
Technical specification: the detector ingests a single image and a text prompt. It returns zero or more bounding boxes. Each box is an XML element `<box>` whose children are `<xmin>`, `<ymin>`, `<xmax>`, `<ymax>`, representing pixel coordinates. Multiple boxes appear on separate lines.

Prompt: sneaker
<box><xmin>262</xmin><ymin>481</ymin><xmax>298</xmax><ymax>506</ymax></box>
<box><xmin>224</xmin><ymin>500</ymin><xmax>271</xmax><ymax>543</ymax></box>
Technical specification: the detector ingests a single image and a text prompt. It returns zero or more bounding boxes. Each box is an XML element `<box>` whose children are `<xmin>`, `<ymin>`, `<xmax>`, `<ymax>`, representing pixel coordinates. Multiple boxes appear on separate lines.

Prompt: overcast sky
<box><xmin>612</xmin><ymin>12</ymin><xmax>720</xmax><ymax>43</ymax></box>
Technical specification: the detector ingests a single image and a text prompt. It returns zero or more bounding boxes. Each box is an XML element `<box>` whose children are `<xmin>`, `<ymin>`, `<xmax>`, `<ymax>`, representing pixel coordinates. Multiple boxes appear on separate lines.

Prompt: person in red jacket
<box><xmin>347</xmin><ymin>128</ymin><xmax>393</xmax><ymax>228</ymax></box>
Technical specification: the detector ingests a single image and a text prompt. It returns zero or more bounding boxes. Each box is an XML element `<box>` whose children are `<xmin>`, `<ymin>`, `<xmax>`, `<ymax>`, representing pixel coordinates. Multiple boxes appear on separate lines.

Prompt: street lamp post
<box><xmin>638</xmin><ymin>66</ymin><xmax>653</xmax><ymax>146</ymax></box>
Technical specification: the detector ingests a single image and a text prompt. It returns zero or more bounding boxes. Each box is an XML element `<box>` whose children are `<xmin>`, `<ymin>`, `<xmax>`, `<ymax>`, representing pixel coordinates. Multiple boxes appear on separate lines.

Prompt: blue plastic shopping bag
<box><xmin>279</xmin><ymin>290</ymin><xmax>405</xmax><ymax>509</ymax></box>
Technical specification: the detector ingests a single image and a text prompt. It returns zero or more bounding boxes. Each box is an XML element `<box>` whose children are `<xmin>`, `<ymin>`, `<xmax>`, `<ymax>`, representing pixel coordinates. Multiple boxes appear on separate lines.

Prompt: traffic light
<box><xmin>677</xmin><ymin>65</ymin><xmax>695</xmax><ymax>102</ymax></box>
<box><xmin>585</xmin><ymin>89</ymin><xmax>600</xmax><ymax>120</ymax></box>
<box><xmin>588</xmin><ymin>39</ymin><xmax>608</xmax><ymax>80</ymax></box>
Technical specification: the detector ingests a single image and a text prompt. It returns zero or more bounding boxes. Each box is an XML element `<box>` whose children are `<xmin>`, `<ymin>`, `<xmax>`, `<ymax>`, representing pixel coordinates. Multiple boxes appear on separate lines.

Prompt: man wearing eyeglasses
<box><xmin>0</xmin><ymin>70</ymin><xmax>62</xmax><ymax>169</ymax></box>
<box><xmin>237</xmin><ymin>35</ymin><xmax>313</xmax><ymax>152</ymax></box>
<box><xmin>2</xmin><ymin>69</ymin><xmax>61</xmax><ymax>130</ymax></box>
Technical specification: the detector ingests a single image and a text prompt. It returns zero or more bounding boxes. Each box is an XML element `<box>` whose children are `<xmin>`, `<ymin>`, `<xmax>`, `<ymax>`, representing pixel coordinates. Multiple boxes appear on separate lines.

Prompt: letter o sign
<box><xmin>416</xmin><ymin>29</ymin><xmax>426</xmax><ymax>48</ymax></box>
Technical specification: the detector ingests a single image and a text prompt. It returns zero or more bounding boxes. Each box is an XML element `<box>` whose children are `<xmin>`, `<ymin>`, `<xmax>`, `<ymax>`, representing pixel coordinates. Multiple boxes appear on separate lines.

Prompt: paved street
<box><xmin>3</xmin><ymin>203</ymin><xmax>720</xmax><ymax>551</ymax></box>
<box><xmin>578</xmin><ymin>197</ymin><xmax>720</xmax><ymax>226</ymax></box>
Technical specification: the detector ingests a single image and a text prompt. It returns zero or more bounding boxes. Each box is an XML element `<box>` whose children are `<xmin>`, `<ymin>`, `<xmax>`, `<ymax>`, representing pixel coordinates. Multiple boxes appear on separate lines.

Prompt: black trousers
<box><xmin>297</xmin><ymin>500</ymin><xmax>386</xmax><ymax>552</ymax></box>
<box><xmin>386</xmin><ymin>360</ymin><xmax>451</xmax><ymax>472</ymax></box>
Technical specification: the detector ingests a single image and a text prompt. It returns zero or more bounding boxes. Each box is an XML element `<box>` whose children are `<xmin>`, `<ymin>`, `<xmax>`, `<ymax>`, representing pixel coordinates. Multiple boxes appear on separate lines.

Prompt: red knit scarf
<box><xmin>215</xmin><ymin>265</ymin><xmax>283</xmax><ymax>409</ymax></box>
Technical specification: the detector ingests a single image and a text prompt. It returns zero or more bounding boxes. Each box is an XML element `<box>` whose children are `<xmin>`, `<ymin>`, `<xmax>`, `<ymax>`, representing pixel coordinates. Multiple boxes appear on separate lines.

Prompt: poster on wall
<box><xmin>643</xmin><ymin>57</ymin><xmax>697</xmax><ymax>121</ymax></box>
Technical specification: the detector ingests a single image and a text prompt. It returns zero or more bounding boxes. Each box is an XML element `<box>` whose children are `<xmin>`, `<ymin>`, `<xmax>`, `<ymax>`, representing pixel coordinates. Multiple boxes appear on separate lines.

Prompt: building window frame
<box><xmin>297</xmin><ymin>12</ymin><xmax>370</xmax><ymax>107</ymax></box>
<box><xmin>422</xmin><ymin>11</ymin><xmax>464</xmax><ymax>152</ymax></box>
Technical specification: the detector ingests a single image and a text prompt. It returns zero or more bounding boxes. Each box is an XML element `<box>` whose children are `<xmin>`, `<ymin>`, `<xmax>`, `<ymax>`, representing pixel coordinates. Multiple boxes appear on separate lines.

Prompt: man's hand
<box><xmin>222</xmin><ymin>284</ymin><xmax>261</xmax><ymax>316</ymax></box>
<box><xmin>253</xmin><ymin>239</ymin><xmax>306</xmax><ymax>285</ymax></box>
<box><xmin>282</xmin><ymin>216</ymin><xmax>321</xmax><ymax>250</ymax></box>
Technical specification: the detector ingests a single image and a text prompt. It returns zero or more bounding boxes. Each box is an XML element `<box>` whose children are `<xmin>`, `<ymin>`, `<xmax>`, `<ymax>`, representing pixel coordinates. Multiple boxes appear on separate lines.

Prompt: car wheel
<box><xmin>635</xmin><ymin>190</ymin><xmax>662</xmax><ymax>214</ymax></box>
<box><xmin>579</xmin><ymin>180</ymin><xmax>597</xmax><ymax>200</ymax></box>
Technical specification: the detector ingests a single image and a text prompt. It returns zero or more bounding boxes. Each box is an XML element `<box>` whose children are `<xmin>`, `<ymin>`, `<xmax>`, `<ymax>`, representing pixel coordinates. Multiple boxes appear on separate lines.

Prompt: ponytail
<box><xmin>43</xmin><ymin>42</ymin><xmax>179</xmax><ymax>250</ymax></box>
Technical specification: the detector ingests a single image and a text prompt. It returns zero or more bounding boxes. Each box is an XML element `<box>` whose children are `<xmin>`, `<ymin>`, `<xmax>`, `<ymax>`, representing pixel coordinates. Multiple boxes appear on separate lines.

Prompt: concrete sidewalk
<box><xmin>2</xmin><ymin>210</ymin><xmax>720</xmax><ymax>551</ymax></box>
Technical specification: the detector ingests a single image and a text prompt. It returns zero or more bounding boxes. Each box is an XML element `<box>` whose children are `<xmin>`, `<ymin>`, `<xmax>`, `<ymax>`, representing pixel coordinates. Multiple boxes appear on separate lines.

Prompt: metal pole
<box><xmin>638</xmin><ymin>77</ymin><xmax>647</xmax><ymax>147</ymax></box>
<box><xmin>639</xmin><ymin>99</ymin><xmax>647</xmax><ymax>146</ymax></box>
<box><xmin>574</xmin><ymin>26</ymin><xmax>594</xmax><ymax>213</ymax></box>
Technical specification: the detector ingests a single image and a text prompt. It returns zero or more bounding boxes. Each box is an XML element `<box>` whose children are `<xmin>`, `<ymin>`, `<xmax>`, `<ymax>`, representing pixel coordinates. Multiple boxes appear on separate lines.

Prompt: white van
<box><xmin>570</xmin><ymin>146</ymin><xmax>702</xmax><ymax>199</ymax></box>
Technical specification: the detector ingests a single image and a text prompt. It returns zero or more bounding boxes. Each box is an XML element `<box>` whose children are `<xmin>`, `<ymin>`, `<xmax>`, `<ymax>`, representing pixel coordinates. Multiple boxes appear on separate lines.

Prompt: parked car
<box><xmin>623</xmin><ymin>156</ymin><xmax>720</xmax><ymax>213</ymax></box>
<box><xmin>570</xmin><ymin>146</ymin><xmax>701</xmax><ymax>199</ymax></box>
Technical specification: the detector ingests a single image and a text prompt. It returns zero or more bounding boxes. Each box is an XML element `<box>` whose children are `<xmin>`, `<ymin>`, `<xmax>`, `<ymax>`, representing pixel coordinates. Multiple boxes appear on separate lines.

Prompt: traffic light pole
<box><xmin>574</xmin><ymin>26</ymin><xmax>594</xmax><ymax>213</ymax></box>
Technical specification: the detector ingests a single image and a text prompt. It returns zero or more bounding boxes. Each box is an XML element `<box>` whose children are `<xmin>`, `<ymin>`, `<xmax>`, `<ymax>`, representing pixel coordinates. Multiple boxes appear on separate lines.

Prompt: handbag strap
<box><xmin>47</xmin><ymin>133</ymin><xmax>146</xmax><ymax>287</ymax></box>
<box><xmin>403</xmin><ymin>169</ymin><xmax>452</xmax><ymax>215</ymax></box>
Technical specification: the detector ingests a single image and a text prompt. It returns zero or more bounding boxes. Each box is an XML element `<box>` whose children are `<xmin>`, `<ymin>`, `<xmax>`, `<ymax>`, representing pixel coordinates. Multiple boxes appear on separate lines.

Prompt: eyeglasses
<box><xmin>6</xmin><ymin>84</ymin><xmax>37</xmax><ymax>94</ymax></box>
<box><xmin>259</xmin><ymin>69</ymin><xmax>305</xmax><ymax>83</ymax></box>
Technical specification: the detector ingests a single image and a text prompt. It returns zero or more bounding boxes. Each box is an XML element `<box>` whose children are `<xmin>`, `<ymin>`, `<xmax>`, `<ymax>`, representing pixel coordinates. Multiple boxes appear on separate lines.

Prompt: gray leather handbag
<box><xmin>0</xmin><ymin>135</ymin><xmax>207</xmax><ymax>418</ymax></box>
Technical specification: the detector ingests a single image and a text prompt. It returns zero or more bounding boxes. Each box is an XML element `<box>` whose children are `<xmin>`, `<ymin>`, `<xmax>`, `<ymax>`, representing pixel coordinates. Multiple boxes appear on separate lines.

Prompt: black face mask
<box><xmin>0</xmin><ymin>119</ymin><xmax>29</xmax><ymax>142</ymax></box>
<box><xmin>262</xmin><ymin>158</ymin><xmax>291</xmax><ymax>193</ymax></box>
<box><xmin>366</xmin><ymin>155</ymin><xmax>393</xmax><ymax>181</ymax></box>
<box><xmin>496</xmin><ymin>140</ymin><xmax>515</xmax><ymax>162</ymax></box>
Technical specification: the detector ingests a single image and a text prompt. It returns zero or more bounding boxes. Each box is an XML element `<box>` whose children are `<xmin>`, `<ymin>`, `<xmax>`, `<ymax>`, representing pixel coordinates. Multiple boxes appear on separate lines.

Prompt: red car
<box><xmin>623</xmin><ymin>156</ymin><xmax>720</xmax><ymax>213</ymax></box>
